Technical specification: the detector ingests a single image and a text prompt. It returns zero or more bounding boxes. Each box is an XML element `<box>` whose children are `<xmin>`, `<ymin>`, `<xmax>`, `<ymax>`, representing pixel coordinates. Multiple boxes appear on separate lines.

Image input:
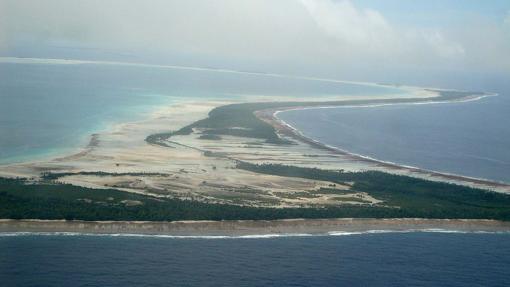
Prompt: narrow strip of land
<box><xmin>2</xmin><ymin>88</ymin><xmax>510</xmax><ymax>225</ymax></box>
<box><xmin>258</xmin><ymin>105</ymin><xmax>510</xmax><ymax>190</ymax></box>
<box><xmin>1</xmin><ymin>218</ymin><xmax>509</xmax><ymax>236</ymax></box>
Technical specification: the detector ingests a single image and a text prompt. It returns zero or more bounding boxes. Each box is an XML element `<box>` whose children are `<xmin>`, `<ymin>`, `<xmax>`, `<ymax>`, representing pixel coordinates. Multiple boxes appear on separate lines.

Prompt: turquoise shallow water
<box><xmin>0</xmin><ymin>62</ymin><xmax>402</xmax><ymax>164</ymax></box>
<box><xmin>1</xmin><ymin>63</ymin><xmax>509</xmax><ymax>286</ymax></box>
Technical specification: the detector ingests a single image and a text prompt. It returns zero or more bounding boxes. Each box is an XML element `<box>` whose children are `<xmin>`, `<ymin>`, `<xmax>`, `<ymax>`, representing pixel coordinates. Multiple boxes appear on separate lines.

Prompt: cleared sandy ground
<box><xmin>1</xmin><ymin>87</ymin><xmax>508</xmax><ymax>209</ymax></box>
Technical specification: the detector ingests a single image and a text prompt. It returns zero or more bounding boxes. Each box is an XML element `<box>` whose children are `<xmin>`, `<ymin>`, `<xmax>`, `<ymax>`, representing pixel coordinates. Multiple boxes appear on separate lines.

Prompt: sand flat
<box><xmin>1</xmin><ymin>87</ymin><xmax>508</xmax><ymax>210</ymax></box>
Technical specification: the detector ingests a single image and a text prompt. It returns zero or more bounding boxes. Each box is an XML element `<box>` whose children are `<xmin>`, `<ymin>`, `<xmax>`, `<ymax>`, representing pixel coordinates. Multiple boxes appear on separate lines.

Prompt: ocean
<box><xmin>278</xmin><ymin>92</ymin><xmax>510</xmax><ymax>183</ymax></box>
<box><xmin>2</xmin><ymin>61</ymin><xmax>510</xmax><ymax>286</ymax></box>
<box><xmin>0</xmin><ymin>61</ymin><xmax>401</xmax><ymax>164</ymax></box>
<box><xmin>3</xmin><ymin>61</ymin><xmax>507</xmax><ymax>184</ymax></box>
<box><xmin>1</xmin><ymin>232</ymin><xmax>510</xmax><ymax>286</ymax></box>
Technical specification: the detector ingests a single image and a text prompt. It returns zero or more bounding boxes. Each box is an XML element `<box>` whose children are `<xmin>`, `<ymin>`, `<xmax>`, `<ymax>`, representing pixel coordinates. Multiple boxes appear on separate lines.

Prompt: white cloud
<box><xmin>301</xmin><ymin>0</ymin><xmax>465</xmax><ymax>60</ymax></box>
<box><xmin>0</xmin><ymin>0</ymin><xmax>508</xmax><ymax>81</ymax></box>
<box><xmin>504</xmin><ymin>10</ymin><xmax>510</xmax><ymax>41</ymax></box>
<box><xmin>300</xmin><ymin>0</ymin><xmax>395</xmax><ymax>48</ymax></box>
<box><xmin>421</xmin><ymin>30</ymin><xmax>465</xmax><ymax>58</ymax></box>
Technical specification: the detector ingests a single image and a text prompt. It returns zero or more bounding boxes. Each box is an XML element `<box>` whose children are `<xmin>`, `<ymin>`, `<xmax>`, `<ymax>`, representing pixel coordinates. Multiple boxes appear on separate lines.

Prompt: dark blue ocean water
<box><xmin>0</xmin><ymin>62</ymin><xmax>401</xmax><ymax>164</ymax></box>
<box><xmin>1</xmin><ymin>232</ymin><xmax>509</xmax><ymax>286</ymax></box>
<box><xmin>278</xmin><ymin>94</ymin><xmax>510</xmax><ymax>183</ymax></box>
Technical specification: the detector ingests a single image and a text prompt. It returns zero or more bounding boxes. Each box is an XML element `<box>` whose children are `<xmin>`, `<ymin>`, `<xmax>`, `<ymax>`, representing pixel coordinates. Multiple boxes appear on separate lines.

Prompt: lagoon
<box><xmin>0</xmin><ymin>61</ymin><xmax>401</xmax><ymax>164</ymax></box>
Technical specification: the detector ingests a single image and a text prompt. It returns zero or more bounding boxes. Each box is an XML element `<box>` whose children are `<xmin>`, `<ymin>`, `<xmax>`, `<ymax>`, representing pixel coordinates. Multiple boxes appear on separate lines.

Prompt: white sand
<box><xmin>1</xmin><ymin>86</ymin><xmax>507</xmax><ymax>208</ymax></box>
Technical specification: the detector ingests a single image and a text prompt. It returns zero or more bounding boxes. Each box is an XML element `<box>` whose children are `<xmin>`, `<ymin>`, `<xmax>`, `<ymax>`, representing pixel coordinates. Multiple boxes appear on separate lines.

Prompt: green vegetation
<box><xmin>2</xmin><ymin>162</ymin><xmax>510</xmax><ymax>221</ymax></box>
<box><xmin>3</xmin><ymin>90</ymin><xmax>496</xmax><ymax>221</ymax></box>
<box><xmin>332</xmin><ymin>196</ymin><xmax>368</xmax><ymax>203</ymax></box>
<box><xmin>41</xmin><ymin>171</ymin><xmax>169</xmax><ymax>181</ymax></box>
<box><xmin>198</xmin><ymin>134</ymin><xmax>222</xmax><ymax>140</ymax></box>
<box><xmin>146</xmin><ymin>90</ymin><xmax>480</xmax><ymax>145</ymax></box>
<box><xmin>147</xmin><ymin>102</ymin><xmax>289</xmax><ymax>144</ymax></box>
<box><xmin>145</xmin><ymin>126</ymin><xmax>193</xmax><ymax>144</ymax></box>
<box><xmin>236</xmin><ymin>162</ymin><xmax>510</xmax><ymax>220</ymax></box>
<box><xmin>0</xmin><ymin>177</ymin><xmax>411</xmax><ymax>221</ymax></box>
<box><xmin>312</xmin><ymin>187</ymin><xmax>352</xmax><ymax>195</ymax></box>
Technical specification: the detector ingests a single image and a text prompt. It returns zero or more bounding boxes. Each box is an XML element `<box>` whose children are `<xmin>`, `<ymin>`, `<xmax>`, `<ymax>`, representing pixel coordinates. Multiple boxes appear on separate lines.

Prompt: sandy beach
<box><xmin>260</xmin><ymin>104</ymin><xmax>510</xmax><ymax>192</ymax></box>
<box><xmin>2</xmin><ymin>218</ymin><xmax>510</xmax><ymax>236</ymax></box>
<box><xmin>1</xmin><ymin>85</ymin><xmax>509</xmax><ymax>210</ymax></box>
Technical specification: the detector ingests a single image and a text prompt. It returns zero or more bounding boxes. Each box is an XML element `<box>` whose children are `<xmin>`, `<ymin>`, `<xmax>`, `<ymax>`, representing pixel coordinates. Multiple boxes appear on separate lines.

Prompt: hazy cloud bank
<box><xmin>0</xmin><ymin>0</ymin><xmax>508</xmax><ymax>85</ymax></box>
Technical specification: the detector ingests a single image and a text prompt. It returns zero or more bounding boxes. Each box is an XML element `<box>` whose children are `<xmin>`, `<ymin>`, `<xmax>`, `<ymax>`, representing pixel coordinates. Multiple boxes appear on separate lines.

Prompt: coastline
<box><xmin>0</xmin><ymin>56</ymin><xmax>421</xmax><ymax>92</ymax></box>
<box><xmin>2</xmin><ymin>64</ymin><xmax>510</xmax><ymax>225</ymax></box>
<box><xmin>1</xmin><ymin>218</ymin><xmax>509</xmax><ymax>237</ymax></box>
<box><xmin>260</xmin><ymin>98</ymin><xmax>510</xmax><ymax>193</ymax></box>
<box><xmin>0</xmin><ymin>99</ymin><xmax>229</xmax><ymax>179</ymax></box>
<box><xmin>0</xmin><ymin>93</ymin><xmax>180</xmax><ymax>167</ymax></box>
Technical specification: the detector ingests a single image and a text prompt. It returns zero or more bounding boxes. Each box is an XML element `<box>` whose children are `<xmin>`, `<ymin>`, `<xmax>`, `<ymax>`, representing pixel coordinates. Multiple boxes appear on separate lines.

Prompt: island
<box><xmin>1</xmin><ymin>86</ymin><xmax>510</xmax><ymax>235</ymax></box>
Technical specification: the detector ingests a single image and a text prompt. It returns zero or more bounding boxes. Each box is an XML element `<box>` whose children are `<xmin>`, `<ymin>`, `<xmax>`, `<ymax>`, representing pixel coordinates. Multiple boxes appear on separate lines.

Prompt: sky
<box><xmin>1</xmin><ymin>0</ymin><xmax>509</xmax><ymax>88</ymax></box>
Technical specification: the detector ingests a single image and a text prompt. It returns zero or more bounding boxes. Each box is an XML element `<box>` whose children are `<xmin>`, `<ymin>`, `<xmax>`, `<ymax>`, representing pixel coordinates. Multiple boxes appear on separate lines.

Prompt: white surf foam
<box><xmin>1</xmin><ymin>229</ymin><xmax>508</xmax><ymax>239</ymax></box>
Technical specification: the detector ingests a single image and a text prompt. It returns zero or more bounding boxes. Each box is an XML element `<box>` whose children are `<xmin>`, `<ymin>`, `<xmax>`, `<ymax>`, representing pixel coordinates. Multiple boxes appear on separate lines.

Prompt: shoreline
<box><xmin>0</xmin><ymin>84</ymin><xmax>433</xmax><ymax>181</ymax></box>
<box><xmin>0</xmin><ymin>56</ymin><xmax>425</xmax><ymax>92</ymax></box>
<box><xmin>0</xmin><ymin>95</ymin><xmax>183</xmax><ymax>167</ymax></box>
<box><xmin>0</xmin><ymin>98</ymin><xmax>228</xmax><ymax>178</ymax></box>
<box><xmin>260</xmin><ymin>97</ymin><xmax>510</xmax><ymax>192</ymax></box>
<box><xmin>1</xmin><ymin>218</ymin><xmax>509</xmax><ymax>237</ymax></box>
<box><xmin>2</xmin><ymin>58</ymin><xmax>510</xmax><ymax>231</ymax></box>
